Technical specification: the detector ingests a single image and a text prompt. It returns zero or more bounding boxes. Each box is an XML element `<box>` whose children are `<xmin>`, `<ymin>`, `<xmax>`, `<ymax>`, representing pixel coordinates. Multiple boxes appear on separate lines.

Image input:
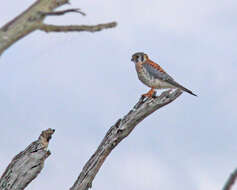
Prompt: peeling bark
<box><xmin>0</xmin><ymin>128</ymin><xmax>55</xmax><ymax>190</ymax></box>
<box><xmin>70</xmin><ymin>89</ymin><xmax>183</xmax><ymax>190</ymax></box>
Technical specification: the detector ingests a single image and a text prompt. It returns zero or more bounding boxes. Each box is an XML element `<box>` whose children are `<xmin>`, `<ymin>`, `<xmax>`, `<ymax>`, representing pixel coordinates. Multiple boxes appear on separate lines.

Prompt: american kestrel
<box><xmin>131</xmin><ymin>52</ymin><xmax>197</xmax><ymax>97</ymax></box>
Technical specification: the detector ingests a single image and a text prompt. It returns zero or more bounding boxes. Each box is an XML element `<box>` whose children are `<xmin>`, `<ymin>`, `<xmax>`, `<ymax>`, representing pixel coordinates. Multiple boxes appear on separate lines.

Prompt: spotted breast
<box><xmin>135</xmin><ymin>61</ymin><xmax>174</xmax><ymax>89</ymax></box>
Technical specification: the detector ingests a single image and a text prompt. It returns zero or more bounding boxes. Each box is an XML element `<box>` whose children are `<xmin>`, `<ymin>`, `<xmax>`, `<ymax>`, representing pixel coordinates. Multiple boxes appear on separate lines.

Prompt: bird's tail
<box><xmin>168</xmin><ymin>80</ymin><xmax>197</xmax><ymax>96</ymax></box>
<box><xmin>179</xmin><ymin>85</ymin><xmax>197</xmax><ymax>96</ymax></box>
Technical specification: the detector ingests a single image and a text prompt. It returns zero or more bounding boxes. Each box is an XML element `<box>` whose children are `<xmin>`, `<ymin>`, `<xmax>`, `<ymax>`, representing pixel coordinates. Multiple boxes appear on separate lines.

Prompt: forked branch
<box><xmin>0</xmin><ymin>0</ymin><xmax>117</xmax><ymax>56</ymax></box>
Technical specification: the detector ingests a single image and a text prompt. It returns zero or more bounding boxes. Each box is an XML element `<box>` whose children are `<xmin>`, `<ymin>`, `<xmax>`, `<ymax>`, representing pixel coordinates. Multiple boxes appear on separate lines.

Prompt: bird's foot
<box><xmin>141</xmin><ymin>88</ymin><xmax>156</xmax><ymax>98</ymax></box>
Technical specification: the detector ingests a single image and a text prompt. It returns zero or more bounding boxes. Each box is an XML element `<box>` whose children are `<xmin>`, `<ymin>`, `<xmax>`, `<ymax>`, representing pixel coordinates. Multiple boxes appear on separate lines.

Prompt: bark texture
<box><xmin>0</xmin><ymin>0</ymin><xmax>117</xmax><ymax>56</ymax></box>
<box><xmin>70</xmin><ymin>89</ymin><xmax>183</xmax><ymax>190</ymax></box>
<box><xmin>0</xmin><ymin>128</ymin><xmax>55</xmax><ymax>190</ymax></box>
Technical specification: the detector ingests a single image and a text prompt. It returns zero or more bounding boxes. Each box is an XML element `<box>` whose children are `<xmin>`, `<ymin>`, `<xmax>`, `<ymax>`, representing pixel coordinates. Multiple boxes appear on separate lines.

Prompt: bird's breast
<box><xmin>135</xmin><ymin>62</ymin><xmax>155</xmax><ymax>87</ymax></box>
<box><xmin>135</xmin><ymin>62</ymin><xmax>174</xmax><ymax>89</ymax></box>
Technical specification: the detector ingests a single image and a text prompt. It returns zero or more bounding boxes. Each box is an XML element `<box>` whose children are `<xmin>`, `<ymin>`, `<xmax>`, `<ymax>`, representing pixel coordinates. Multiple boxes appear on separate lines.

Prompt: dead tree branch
<box><xmin>0</xmin><ymin>0</ymin><xmax>117</xmax><ymax>56</ymax></box>
<box><xmin>0</xmin><ymin>128</ymin><xmax>55</xmax><ymax>190</ymax></box>
<box><xmin>223</xmin><ymin>168</ymin><xmax>237</xmax><ymax>190</ymax></box>
<box><xmin>70</xmin><ymin>89</ymin><xmax>183</xmax><ymax>190</ymax></box>
<box><xmin>39</xmin><ymin>8</ymin><xmax>86</xmax><ymax>16</ymax></box>
<box><xmin>38</xmin><ymin>22</ymin><xmax>117</xmax><ymax>33</ymax></box>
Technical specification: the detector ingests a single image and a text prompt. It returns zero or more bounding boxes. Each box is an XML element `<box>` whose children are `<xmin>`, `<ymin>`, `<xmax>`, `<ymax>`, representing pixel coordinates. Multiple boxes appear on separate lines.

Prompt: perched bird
<box><xmin>131</xmin><ymin>52</ymin><xmax>197</xmax><ymax>97</ymax></box>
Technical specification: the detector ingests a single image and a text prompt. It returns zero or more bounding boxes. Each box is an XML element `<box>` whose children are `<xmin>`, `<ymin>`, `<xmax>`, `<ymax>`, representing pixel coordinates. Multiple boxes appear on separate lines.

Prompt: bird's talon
<box><xmin>152</xmin><ymin>91</ymin><xmax>157</xmax><ymax>98</ymax></box>
<box><xmin>142</xmin><ymin>88</ymin><xmax>156</xmax><ymax>99</ymax></box>
<box><xmin>141</xmin><ymin>94</ymin><xmax>152</xmax><ymax>99</ymax></box>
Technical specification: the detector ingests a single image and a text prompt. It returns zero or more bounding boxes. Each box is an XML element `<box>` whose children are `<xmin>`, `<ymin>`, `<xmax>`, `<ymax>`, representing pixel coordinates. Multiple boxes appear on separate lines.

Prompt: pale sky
<box><xmin>0</xmin><ymin>0</ymin><xmax>237</xmax><ymax>190</ymax></box>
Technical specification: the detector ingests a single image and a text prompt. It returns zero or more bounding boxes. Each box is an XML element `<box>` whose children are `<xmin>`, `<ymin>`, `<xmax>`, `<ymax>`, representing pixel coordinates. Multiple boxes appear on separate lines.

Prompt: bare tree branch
<box><xmin>70</xmin><ymin>89</ymin><xmax>183</xmax><ymax>190</ymax></box>
<box><xmin>223</xmin><ymin>168</ymin><xmax>237</xmax><ymax>190</ymax></box>
<box><xmin>0</xmin><ymin>0</ymin><xmax>117</xmax><ymax>56</ymax></box>
<box><xmin>0</xmin><ymin>128</ymin><xmax>55</xmax><ymax>190</ymax></box>
<box><xmin>39</xmin><ymin>9</ymin><xmax>86</xmax><ymax>16</ymax></box>
<box><xmin>38</xmin><ymin>22</ymin><xmax>117</xmax><ymax>33</ymax></box>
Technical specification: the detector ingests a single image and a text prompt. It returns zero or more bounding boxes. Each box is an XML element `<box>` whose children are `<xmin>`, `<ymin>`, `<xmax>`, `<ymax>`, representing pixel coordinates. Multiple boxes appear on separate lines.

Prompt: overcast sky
<box><xmin>0</xmin><ymin>0</ymin><xmax>237</xmax><ymax>190</ymax></box>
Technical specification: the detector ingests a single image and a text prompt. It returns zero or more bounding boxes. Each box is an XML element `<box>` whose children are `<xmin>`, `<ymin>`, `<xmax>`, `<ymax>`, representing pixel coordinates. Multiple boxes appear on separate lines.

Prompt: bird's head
<box><xmin>131</xmin><ymin>52</ymin><xmax>148</xmax><ymax>63</ymax></box>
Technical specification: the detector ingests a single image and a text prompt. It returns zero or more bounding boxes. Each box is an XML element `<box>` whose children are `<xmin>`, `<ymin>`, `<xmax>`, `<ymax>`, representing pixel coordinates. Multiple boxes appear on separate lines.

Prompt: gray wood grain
<box><xmin>0</xmin><ymin>128</ymin><xmax>55</xmax><ymax>190</ymax></box>
<box><xmin>70</xmin><ymin>89</ymin><xmax>182</xmax><ymax>190</ymax></box>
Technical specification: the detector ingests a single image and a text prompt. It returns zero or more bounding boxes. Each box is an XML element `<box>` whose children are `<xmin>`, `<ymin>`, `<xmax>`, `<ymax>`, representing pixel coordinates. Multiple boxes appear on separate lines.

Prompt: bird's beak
<box><xmin>131</xmin><ymin>57</ymin><xmax>134</xmax><ymax>61</ymax></box>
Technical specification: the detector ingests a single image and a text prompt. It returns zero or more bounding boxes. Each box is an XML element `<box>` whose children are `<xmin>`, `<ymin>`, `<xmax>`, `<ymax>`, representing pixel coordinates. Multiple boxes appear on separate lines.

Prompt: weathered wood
<box><xmin>70</xmin><ymin>89</ymin><xmax>183</xmax><ymax>190</ymax></box>
<box><xmin>0</xmin><ymin>0</ymin><xmax>117</xmax><ymax>56</ymax></box>
<box><xmin>0</xmin><ymin>128</ymin><xmax>55</xmax><ymax>190</ymax></box>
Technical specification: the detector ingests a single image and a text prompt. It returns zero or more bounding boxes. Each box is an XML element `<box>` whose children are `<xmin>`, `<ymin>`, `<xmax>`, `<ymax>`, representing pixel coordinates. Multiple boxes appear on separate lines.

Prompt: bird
<box><xmin>131</xmin><ymin>52</ymin><xmax>197</xmax><ymax>97</ymax></box>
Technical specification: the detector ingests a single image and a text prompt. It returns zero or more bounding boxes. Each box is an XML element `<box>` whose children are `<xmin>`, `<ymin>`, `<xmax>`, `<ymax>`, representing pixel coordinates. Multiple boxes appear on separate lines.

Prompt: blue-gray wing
<box><xmin>142</xmin><ymin>62</ymin><xmax>174</xmax><ymax>81</ymax></box>
<box><xmin>143</xmin><ymin>62</ymin><xmax>197</xmax><ymax>96</ymax></box>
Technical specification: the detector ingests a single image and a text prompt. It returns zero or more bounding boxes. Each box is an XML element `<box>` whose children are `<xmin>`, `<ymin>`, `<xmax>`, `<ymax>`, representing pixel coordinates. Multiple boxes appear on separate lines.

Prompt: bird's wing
<box><xmin>142</xmin><ymin>60</ymin><xmax>174</xmax><ymax>81</ymax></box>
<box><xmin>143</xmin><ymin>60</ymin><xmax>197</xmax><ymax>96</ymax></box>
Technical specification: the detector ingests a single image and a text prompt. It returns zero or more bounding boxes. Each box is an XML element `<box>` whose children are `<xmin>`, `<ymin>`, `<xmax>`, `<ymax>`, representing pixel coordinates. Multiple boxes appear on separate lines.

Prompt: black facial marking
<box><xmin>132</xmin><ymin>52</ymin><xmax>147</xmax><ymax>62</ymax></box>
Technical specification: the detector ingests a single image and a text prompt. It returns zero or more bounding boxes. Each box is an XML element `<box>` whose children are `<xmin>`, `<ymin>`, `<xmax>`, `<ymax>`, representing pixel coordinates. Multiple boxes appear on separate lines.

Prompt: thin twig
<box><xmin>39</xmin><ymin>8</ymin><xmax>86</xmax><ymax>16</ymax></box>
<box><xmin>223</xmin><ymin>169</ymin><xmax>237</xmax><ymax>190</ymax></box>
<box><xmin>38</xmin><ymin>22</ymin><xmax>117</xmax><ymax>33</ymax></box>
